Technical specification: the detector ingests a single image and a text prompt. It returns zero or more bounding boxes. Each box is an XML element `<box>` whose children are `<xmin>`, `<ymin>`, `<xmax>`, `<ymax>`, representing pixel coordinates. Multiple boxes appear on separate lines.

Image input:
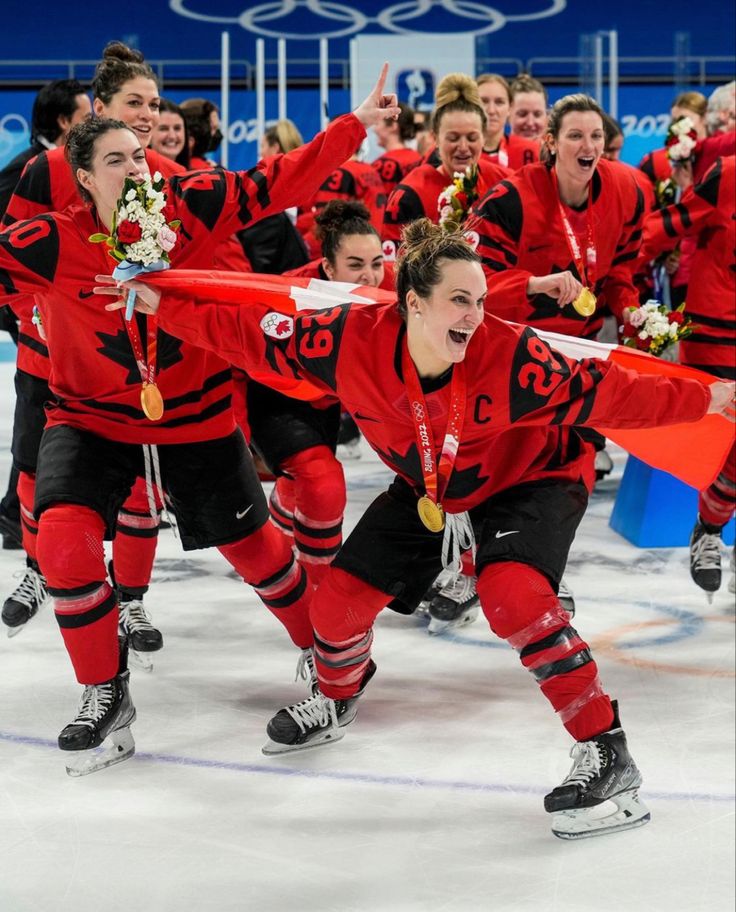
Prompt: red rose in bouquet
<box><xmin>117</xmin><ymin>220</ymin><xmax>143</xmax><ymax>244</ymax></box>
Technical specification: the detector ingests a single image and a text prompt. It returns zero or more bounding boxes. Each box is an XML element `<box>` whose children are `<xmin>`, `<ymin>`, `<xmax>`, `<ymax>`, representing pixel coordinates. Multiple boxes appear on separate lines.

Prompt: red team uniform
<box><xmin>473</xmin><ymin>158</ymin><xmax>645</xmax><ymax>337</ymax></box>
<box><xmin>151</xmin><ymin>289</ymin><xmax>711</xmax><ymax>749</ymax></box>
<box><xmin>372</xmin><ymin>147</ymin><xmax>422</xmax><ymax>194</ymax></box>
<box><xmin>0</xmin><ymin>114</ymin><xmax>365</xmax><ymax>686</ymax></box>
<box><xmin>382</xmin><ymin>159</ymin><xmax>510</xmax><ymax>258</ymax></box>
<box><xmin>481</xmin><ymin>133</ymin><xmax>540</xmax><ymax>170</ymax></box>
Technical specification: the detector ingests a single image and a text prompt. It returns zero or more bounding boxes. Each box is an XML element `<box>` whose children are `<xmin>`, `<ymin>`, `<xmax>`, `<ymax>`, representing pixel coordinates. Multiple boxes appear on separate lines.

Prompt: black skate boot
<box><xmin>118</xmin><ymin>593</ymin><xmax>163</xmax><ymax>672</ymax></box>
<box><xmin>594</xmin><ymin>448</ymin><xmax>614</xmax><ymax>481</ymax></box>
<box><xmin>428</xmin><ymin>572</ymin><xmax>480</xmax><ymax>635</ymax></box>
<box><xmin>689</xmin><ymin>517</ymin><xmax>723</xmax><ymax>601</ymax></box>
<box><xmin>263</xmin><ymin>660</ymin><xmax>376</xmax><ymax>755</ymax></box>
<box><xmin>2</xmin><ymin>557</ymin><xmax>48</xmax><ymax>636</ymax></box>
<box><xmin>544</xmin><ymin>701</ymin><xmax>650</xmax><ymax>839</ymax></box>
<box><xmin>59</xmin><ymin>640</ymin><xmax>137</xmax><ymax>777</ymax></box>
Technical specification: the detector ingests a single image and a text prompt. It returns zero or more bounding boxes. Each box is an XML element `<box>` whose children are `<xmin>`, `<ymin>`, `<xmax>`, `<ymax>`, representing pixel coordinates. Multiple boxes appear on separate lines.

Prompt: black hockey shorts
<box><xmin>11</xmin><ymin>369</ymin><xmax>52</xmax><ymax>474</ymax></box>
<box><xmin>247</xmin><ymin>379</ymin><xmax>340</xmax><ymax>474</ymax></box>
<box><xmin>34</xmin><ymin>425</ymin><xmax>269</xmax><ymax>550</ymax></box>
<box><xmin>332</xmin><ymin>475</ymin><xmax>589</xmax><ymax>604</ymax></box>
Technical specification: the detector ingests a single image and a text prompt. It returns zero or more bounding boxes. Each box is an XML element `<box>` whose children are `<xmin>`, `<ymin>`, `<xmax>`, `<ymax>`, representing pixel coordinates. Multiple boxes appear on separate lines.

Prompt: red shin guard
<box><xmin>36</xmin><ymin>504</ymin><xmax>118</xmax><ymax>684</ymax></box>
<box><xmin>111</xmin><ymin>480</ymin><xmax>161</xmax><ymax>595</ymax></box>
<box><xmin>477</xmin><ymin>562</ymin><xmax>613</xmax><ymax>740</ymax></box>
<box><xmin>310</xmin><ymin>568</ymin><xmax>386</xmax><ymax>699</ymax></box>
<box><xmin>17</xmin><ymin>470</ymin><xmax>38</xmax><ymax>559</ymax></box>
<box><xmin>218</xmin><ymin>521</ymin><xmax>314</xmax><ymax>648</ymax></box>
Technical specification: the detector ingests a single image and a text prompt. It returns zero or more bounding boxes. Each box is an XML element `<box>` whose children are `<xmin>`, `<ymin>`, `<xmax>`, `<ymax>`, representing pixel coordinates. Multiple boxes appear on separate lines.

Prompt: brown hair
<box><xmin>385</xmin><ymin>102</ymin><xmax>416</xmax><ymax>142</ymax></box>
<box><xmin>544</xmin><ymin>93</ymin><xmax>604</xmax><ymax>161</ymax></box>
<box><xmin>315</xmin><ymin>200</ymin><xmax>378</xmax><ymax>265</ymax></box>
<box><xmin>476</xmin><ymin>73</ymin><xmax>511</xmax><ymax>103</ymax></box>
<box><xmin>510</xmin><ymin>74</ymin><xmax>548</xmax><ymax>105</ymax></box>
<box><xmin>396</xmin><ymin>219</ymin><xmax>480</xmax><ymax>318</ymax></box>
<box><xmin>432</xmin><ymin>73</ymin><xmax>487</xmax><ymax>135</ymax></box>
<box><xmin>672</xmin><ymin>91</ymin><xmax>707</xmax><ymax>118</ymax></box>
<box><xmin>66</xmin><ymin>118</ymin><xmax>136</xmax><ymax>202</ymax></box>
<box><xmin>92</xmin><ymin>41</ymin><xmax>158</xmax><ymax>105</ymax></box>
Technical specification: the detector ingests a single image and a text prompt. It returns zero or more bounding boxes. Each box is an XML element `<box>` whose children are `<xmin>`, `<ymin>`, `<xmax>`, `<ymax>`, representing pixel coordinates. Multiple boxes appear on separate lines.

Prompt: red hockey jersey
<box><xmin>481</xmin><ymin>133</ymin><xmax>539</xmax><ymax>170</ymax></box>
<box><xmin>641</xmin><ymin>156</ymin><xmax>736</xmax><ymax>379</ymax></box>
<box><xmin>2</xmin><ymin>146</ymin><xmax>184</xmax><ymax>381</ymax></box>
<box><xmin>472</xmin><ymin>159</ymin><xmax>645</xmax><ymax>337</ymax></box>
<box><xmin>0</xmin><ymin>114</ymin><xmax>366</xmax><ymax>444</ymax></box>
<box><xmin>154</xmin><ymin>292</ymin><xmax>710</xmax><ymax>514</ymax></box>
<box><xmin>372</xmin><ymin>147</ymin><xmax>422</xmax><ymax>194</ymax></box>
<box><xmin>313</xmin><ymin>159</ymin><xmax>388</xmax><ymax>231</ymax></box>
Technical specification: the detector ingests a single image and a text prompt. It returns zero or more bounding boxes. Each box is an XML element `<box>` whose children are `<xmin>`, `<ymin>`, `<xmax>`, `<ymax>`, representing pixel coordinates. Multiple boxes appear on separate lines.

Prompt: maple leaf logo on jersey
<box><xmin>96</xmin><ymin>328</ymin><xmax>184</xmax><ymax>384</ymax></box>
<box><xmin>373</xmin><ymin>442</ymin><xmax>488</xmax><ymax>500</ymax></box>
<box><xmin>260</xmin><ymin>312</ymin><xmax>294</xmax><ymax>340</ymax></box>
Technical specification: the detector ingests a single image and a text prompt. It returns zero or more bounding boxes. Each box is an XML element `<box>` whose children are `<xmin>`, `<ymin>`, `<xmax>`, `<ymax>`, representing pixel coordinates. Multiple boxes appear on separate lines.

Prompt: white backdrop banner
<box><xmin>350</xmin><ymin>34</ymin><xmax>476</xmax><ymax>162</ymax></box>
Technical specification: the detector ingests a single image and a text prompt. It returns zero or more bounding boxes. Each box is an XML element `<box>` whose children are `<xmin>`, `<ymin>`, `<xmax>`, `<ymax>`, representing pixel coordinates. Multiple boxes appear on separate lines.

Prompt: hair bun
<box><xmin>315</xmin><ymin>199</ymin><xmax>371</xmax><ymax>241</ymax></box>
<box><xmin>435</xmin><ymin>73</ymin><xmax>481</xmax><ymax>109</ymax></box>
<box><xmin>102</xmin><ymin>41</ymin><xmax>145</xmax><ymax>64</ymax></box>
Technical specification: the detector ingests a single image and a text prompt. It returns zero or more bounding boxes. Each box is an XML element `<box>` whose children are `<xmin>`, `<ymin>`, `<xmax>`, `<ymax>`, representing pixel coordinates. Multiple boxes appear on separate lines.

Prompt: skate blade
<box><xmin>262</xmin><ymin>725</ymin><xmax>345</xmax><ymax>756</ymax></box>
<box><xmin>428</xmin><ymin>606</ymin><xmax>480</xmax><ymax>636</ymax></box>
<box><xmin>65</xmin><ymin>726</ymin><xmax>136</xmax><ymax>777</ymax></box>
<box><xmin>559</xmin><ymin>598</ymin><xmax>575</xmax><ymax>618</ymax></box>
<box><xmin>6</xmin><ymin>623</ymin><xmax>28</xmax><ymax>639</ymax></box>
<box><xmin>705</xmin><ymin>591</ymin><xmax>714</xmax><ymax>605</ymax></box>
<box><xmin>551</xmin><ymin>790</ymin><xmax>651</xmax><ymax>839</ymax></box>
<box><xmin>129</xmin><ymin>649</ymin><xmax>154</xmax><ymax>673</ymax></box>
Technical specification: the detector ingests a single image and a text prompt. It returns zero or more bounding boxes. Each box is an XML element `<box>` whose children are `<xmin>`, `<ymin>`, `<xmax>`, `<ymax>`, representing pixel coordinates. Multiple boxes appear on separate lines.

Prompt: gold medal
<box><xmin>417</xmin><ymin>495</ymin><xmax>445</xmax><ymax>533</ymax></box>
<box><xmin>573</xmin><ymin>287</ymin><xmax>597</xmax><ymax>317</ymax></box>
<box><xmin>141</xmin><ymin>382</ymin><xmax>164</xmax><ymax>421</ymax></box>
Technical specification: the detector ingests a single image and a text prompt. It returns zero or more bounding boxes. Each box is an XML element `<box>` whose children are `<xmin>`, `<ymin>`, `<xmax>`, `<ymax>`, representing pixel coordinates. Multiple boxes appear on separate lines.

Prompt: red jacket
<box><xmin>155</xmin><ymin>292</ymin><xmax>709</xmax><ymax>512</ymax></box>
<box><xmin>641</xmin><ymin>156</ymin><xmax>735</xmax><ymax>378</ymax></box>
<box><xmin>313</xmin><ymin>159</ymin><xmax>388</xmax><ymax>231</ymax></box>
<box><xmin>381</xmin><ymin>159</ymin><xmax>510</xmax><ymax>257</ymax></box>
<box><xmin>0</xmin><ymin>114</ymin><xmax>366</xmax><ymax>444</ymax></box>
<box><xmin>481</xmin><ymin>133</ymin><xmax>540</xmax><ymax>170</ymax></box>
<box><xmin>472</xmin><ymin>159</ymin><xmax>645</xmax><ymax>337</ymax></box>
<box><xmin>372</xmin><ymin>147</ymin><xmax>422</xmax><ymax>194</ymax></box>
<box><xmin>2</xmin><ymin>147</ymin><xmax>184</xmax><ymax>381</ymax></box>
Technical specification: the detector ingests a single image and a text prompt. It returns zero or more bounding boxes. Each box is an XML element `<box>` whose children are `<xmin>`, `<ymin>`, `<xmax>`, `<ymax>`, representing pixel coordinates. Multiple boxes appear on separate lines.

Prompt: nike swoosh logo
<box><xmin>78</xmin><ymin>289</ymin><xmax>95</xmax><ymax>299</ymax></box>
<box><xmin>236</xmin><ymin>505</ymin><xmax>253</xmax><ymax>520</ymax></box>
<box><xmin>495</xmin><ymin>530</ymin><xmax>519</xmax><ymax>538</ymax></box>
<box><xmin>354</xmin><ymin>412</ymin><xmax>381</xmax><ymax>423</ymax></box>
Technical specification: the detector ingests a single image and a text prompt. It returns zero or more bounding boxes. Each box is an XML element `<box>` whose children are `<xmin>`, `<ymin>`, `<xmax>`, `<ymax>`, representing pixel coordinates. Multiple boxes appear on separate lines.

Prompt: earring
<box><xmin>414</xmin><ymin>311</ymin><xmax>421</xmax><ymax>319</ymax></box>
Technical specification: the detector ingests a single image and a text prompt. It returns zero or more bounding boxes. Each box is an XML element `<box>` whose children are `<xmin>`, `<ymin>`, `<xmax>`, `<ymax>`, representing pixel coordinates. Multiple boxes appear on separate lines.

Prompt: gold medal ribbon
<box><xmin>401</xmin><ymin>338</ymin><xmax>467</xmax><ymax>533</ymax></box>
<box><xmin>552</xmin><ymin>169</ymin><xmax>598</xmax><ymax>317</ymax></box>
<box><xmin>122</xmin><ymin>311</ymin><xmax>164</xmax><ymax>421</ymax></box>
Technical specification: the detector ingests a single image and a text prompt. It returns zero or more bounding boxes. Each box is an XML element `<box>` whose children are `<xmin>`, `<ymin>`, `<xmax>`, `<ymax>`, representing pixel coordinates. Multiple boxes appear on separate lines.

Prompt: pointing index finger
<box><xmin>373</xmin><ymin>62</ymin><xmax>389</xmax><ymax>98</ymax></box>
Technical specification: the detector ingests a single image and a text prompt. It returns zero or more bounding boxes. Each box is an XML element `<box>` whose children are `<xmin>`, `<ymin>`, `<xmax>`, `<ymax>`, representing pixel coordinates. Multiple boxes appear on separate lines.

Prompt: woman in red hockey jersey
<box><xmin>1</xmin><ymin>42</ymin><xmax>184</xmax><ymax>648</ymax></box>
<box><xmin>0</xmin><ymin>67</ymin><xmax>399</xmax><ymax>775</ymax></box>
<box><xmin>250</xmin><ymin>200</ymin><xmax>388</xmax><ymax>580</ymax></box>
<box><xmin>476</xmin><ymin>73</ymin><xmax>539</xmax><ymax>170</ymax></box>
<box><xmin>371</xmin><ymin>102</ymin><xmax>422</xmax><ymax>195</ymax></box>
<box><xmin>105</xmin><ymin>219</ymin><xmax>734</xmax><ymax>838</ymax></box>
<box><xmin>382</xmin><ymin>72</ymin><xmax>510</xmax><ymax>261</ymax></box>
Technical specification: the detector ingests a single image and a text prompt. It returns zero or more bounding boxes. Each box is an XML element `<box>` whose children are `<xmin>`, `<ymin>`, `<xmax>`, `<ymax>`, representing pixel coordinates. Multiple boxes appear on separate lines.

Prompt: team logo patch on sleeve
<box><xmin>260</xmin><ymin>312</ymin><xmax>294</xmax><ymax>340</ymax></box>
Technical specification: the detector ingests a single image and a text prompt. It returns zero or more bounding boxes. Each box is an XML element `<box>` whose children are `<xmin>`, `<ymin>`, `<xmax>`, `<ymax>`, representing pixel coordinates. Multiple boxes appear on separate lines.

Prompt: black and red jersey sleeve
<box><xmin>2</xmin><ymin>153</ymin><xmax>51</xmax><ymax>227</ymax></box>
<box><xmin>0</xmin><ymin>214</ymin><xmax>59</xmax><ymax>305</ymax></box>
<box><xmin>313</xmin><ymin>167</ymin><xmax>358</xmax><ymax>207</ymax></box>
<box><xmin>506</xmin><ymin>325</ymin><xmax>708</xmax><ymax>429</ymax></box>
<box><xmin>382</xmin><ymin>184</ymin><xmax>426</xmax><ymax>242</ymax></box>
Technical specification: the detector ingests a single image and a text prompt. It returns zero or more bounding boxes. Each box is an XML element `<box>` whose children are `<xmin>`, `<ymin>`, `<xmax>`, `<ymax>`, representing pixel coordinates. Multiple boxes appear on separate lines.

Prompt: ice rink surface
<box><xmin>0</xmin><ymin>359</ymin><xmax>733</xmax><ymax>912</ymax></box>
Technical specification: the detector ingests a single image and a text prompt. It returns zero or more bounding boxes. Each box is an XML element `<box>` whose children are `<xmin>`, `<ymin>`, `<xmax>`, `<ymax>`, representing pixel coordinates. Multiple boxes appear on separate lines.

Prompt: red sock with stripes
<box><xmin>17</xmin><ymin>470</ymin><xmax>38</xmax><ymax>560</ymax></box>
<box><xmin>699</xmin><ymin>441</ymin><xmax>735</xmax><ymax>527</ymax></box>
<box><xmin>112</xmin><ymin>478</ymin><xmax>160</xmax><ymax>595</ymax></box>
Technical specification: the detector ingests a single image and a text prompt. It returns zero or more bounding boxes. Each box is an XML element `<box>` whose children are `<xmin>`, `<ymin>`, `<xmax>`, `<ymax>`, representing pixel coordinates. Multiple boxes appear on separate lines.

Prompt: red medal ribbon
<box><xmin>401</xmin><ymin>337</ymin><xmax>467</xmax><ymax>509</ymax></box>
<box><xmin>552</xmin><ymin>169</ymin><xmax>597</xmax><ymax>290</ymax></box>
<box><xmin>122</xmin><ymin>312</ymin><xmax>158</xmax><ymax>389</ymax></box>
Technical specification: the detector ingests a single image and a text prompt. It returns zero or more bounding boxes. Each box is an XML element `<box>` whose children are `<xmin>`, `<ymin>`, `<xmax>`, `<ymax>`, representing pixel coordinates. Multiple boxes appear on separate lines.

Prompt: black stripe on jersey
<box><xmin>639</xmin><ymin>154</ymin><xmax>656</xmax><ymax>183</ymax></box>
<box><xmin>674</xmin><ymin>201</ymin><xmax>692</xmax><ymax>229</ymax></box>
<box><xmin>0</xmin><ymin>266</ymin><xmax>19</xmax><ymax>295</ymax></box>
<box><xmin>163</xmin><ymin>368</ymin><xmax>231</xmax><ymax>410</ymax></box>
<box><xmin>661</xmin><ymin>206</ymin><xmax>679</xmax><ymax>239</ymax></box>
<box><xmin>480</xmin><ymin>236</ymin><xmax>518</xmax><ymax>267</ymax></box>
<box><xmin>17</xmin><ymin>331</ymin><xmax>49</xmax><ymax>358</ymax></box>
<box><xmin>13</xmin><ymin>152</ymin><xmax>51</xmax><ymax>207</ymax></box>
<box><xmin>250</xmin><ymin>168</ymin><xmax>271</xmax><ymax>211</ymax></box>
<box><xmin>54</xmin><ymin>590</ymin><xmax>117</xmax><ymax>630</ymax></box>
<box><xmin>575</xmin><ymin>362</ymin><xmax>603</xmax><ymax>425</ymax></box>
<box><xmin>551</xmin><ymin>370</ymin><xmax>582</xmax><ymax>425</ymax></box>
<box><xmin>684</xmin><ymin>332</ymin><xmax>736</xmax><ymax>346</ymax></box>
<box><xmin>683</xmin><ymin>362</ymin><xmax>735</xmax><ymax>380</ymax></box>
<box><xmin>60</xmin><ymin>392</ymin><xmax>232</xmax><ymax>427</ymax></box>
<box><xmin>611</xmin><ymin>249</ymin><xmax>640</xmax><ymax>267</ymax></box>
<box><xmin>694</xmin><ymin>157</ymin><xmax>721</xmax><ymax>207</ymax></box>
<box><xmin>685</xmin><ymin>311</ymin><xmax>736</xmax><ymax>330</ymax></box>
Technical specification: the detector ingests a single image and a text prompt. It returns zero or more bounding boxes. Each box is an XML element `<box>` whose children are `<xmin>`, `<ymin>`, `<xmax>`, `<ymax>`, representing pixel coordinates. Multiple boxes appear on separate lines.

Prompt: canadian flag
<box><xmin>148</xmin><ymin>271</ymin><xmax>731</xmax><ymax>489</ymax></box>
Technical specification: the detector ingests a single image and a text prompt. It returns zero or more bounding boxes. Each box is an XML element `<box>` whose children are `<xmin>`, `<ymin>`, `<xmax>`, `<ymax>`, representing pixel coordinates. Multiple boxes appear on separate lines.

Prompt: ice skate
<box><xmin>263</xmin><ymin>660</ymin><xmax>376</xmax><ymax>755</ymax></box>
<box><xmin>594</xmin><ymin>448</ymin><xmax>613</xmax><ymax>481</ymax></box>
<box><xmin>689</xmin><ymin>517</ymin><xmax>723</xmax><ymax>603</ymax></box>
<box><xmin>428</xmin><ymin>572</ymin><xmax>480</xmax><ymax>635</ymax></box>
<box><xmin>2</xmin><ymin>557</ymin><xmax>48</xmax><ymax>637</ymax></box>
<box><xmin>118</xmin><ymin>594</ymin><xmax>163</xmax><ymax>673</ymax></box>
<box><xmin>558</xmin><ymin>578</ymin><xmax>575</xmax><ymax>617</ymax></box>
<box><xmin>59</xmin><ymin>645</ymin><xmax>136</xmax><ymax>777</ymax></box>
<box><xmin>544</xmin><ymin>701</ymin><xmax>650</xmax><ymax>839</ymax></box>
<box><xmin>295</xmin><ymin>646</ymin><xmax>319</xmax><ymax>696</ymax></box>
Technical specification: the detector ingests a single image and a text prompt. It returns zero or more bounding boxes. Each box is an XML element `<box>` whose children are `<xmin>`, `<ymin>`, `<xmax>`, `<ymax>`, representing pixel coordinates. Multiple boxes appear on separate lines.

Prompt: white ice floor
<box><xmin>0</xmin><ymin>357</ymin><xmax>733</xmax><ymax>912</ymax></box>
